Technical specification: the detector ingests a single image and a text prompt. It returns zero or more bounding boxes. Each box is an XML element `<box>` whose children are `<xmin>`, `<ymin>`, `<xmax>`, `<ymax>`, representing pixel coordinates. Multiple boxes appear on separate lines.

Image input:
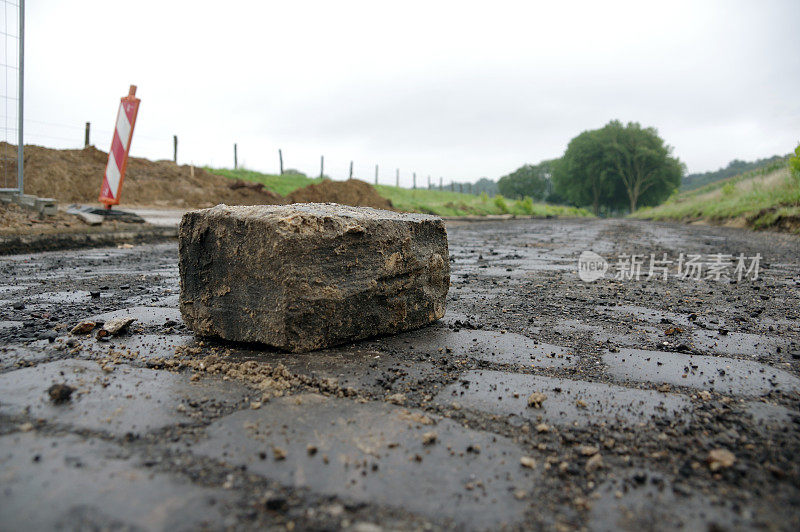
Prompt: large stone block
<box><xmin>179</xmin><ymin>203</ymin><xmax>449</xmax><ymax>352</ymax></box>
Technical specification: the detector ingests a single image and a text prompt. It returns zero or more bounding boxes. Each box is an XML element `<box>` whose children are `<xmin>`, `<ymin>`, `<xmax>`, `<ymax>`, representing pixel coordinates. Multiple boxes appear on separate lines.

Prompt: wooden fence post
<box><xmin>279</xmin><ymin>149</ymin><xmax>284</xmax><ymax>175</ymax></box>
<box><xmin>375</xmin><ymin>164</ymin><xmax>378</xmax><ymax>185</ymax></box>
<box><xmin>173</xmin><ymin>135</ymin><xmax>177</xmax><ymax>163</ymax></box>
<box><xmin>320</xmin><ymin>155</ymin><xmax>324</xmax><ymax>178</ymax></box>
<box><xmin>396</xmin><ymin>169</ymin><xmax>399</xmax><ymax>187</ymax></box>
<box><xmin>84</xmin><ymin>122</ymin><xmax>90</xmax><ymax>148</ymax></box>
<box><xmin>349</xmin><ymin>161</ymin><xmax>353</xmax><ymax>179</ymax></box>
<box><xmin>234</xmin><ymin>143</ymin><xmax>238</xmax><ymax>169</ymax></box>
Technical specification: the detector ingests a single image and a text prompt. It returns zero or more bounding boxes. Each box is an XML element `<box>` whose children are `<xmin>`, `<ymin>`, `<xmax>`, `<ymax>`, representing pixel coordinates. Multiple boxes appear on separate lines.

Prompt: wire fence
<box><xmin>0</xmin><ymin>0</ymin><xmax>22</xmax><ymax>193</ymax></box>
<box><xmin>0</xmin><ymin>112</ymin><xmax>486</xmax><ymax>193</ymax></box>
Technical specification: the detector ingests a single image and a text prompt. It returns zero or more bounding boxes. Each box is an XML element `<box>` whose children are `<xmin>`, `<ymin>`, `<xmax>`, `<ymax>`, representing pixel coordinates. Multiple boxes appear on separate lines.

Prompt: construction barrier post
<box><xmin>99</xmin><ymin>85</ymin><xmax>140</xmax><ymax>208</ymax></box>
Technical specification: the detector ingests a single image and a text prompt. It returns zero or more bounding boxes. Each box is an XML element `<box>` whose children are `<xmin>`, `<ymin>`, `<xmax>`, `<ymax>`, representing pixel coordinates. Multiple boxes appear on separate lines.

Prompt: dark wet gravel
<box><xmin>0</xmin><ymin>218</ymin><xmax>799</xmax><ymax>531</ymax></box>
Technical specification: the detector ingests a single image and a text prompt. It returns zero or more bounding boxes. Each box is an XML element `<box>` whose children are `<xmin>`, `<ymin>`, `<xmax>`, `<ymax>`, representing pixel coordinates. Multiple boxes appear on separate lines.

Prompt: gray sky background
<box><xmin>7</xmin><ymin>0</ymin><xmax>800</xmax><ymax>186</ymax></box>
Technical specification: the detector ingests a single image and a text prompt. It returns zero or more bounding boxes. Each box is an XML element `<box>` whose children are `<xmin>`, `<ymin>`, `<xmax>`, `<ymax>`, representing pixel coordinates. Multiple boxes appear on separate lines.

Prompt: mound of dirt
<box><xmin>0</xmin><ymin>201</ymin><xmax>145</xmax><ymax>236</ymax></box>
<box><xmin>286</xmin><ymin>178</ymin><xmax>393</xmax><ymax>210</ymax></box>
<box><xmin>0</xmin><ymin>142</ymin><xmax>283</xmax><ymax>208</ymax></box>
<box><xmin>1</xmin><ymin>143</ymin><xmax>395</xmax><ymax>212</ymax></box>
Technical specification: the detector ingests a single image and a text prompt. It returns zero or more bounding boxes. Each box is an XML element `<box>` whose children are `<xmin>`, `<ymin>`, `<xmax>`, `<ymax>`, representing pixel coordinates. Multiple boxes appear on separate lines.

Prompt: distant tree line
<box><xmin>472</xmin><ymin>177</ymin><xmax>499</xmax><ymax>196</ymax></box>
<box><xmin>457</xmin><ymin>123</ymin><xmax>789</xmax><ymax>216</ymax></box>
<box><xmin>681</xmin><ymin>155</ymin><xmax>786</xmax><ymax>191</ymax></box>
<box><xmin>497</xmin><ymin>160</ymin><xmax>556</xmax><ymax>202</ymax></box>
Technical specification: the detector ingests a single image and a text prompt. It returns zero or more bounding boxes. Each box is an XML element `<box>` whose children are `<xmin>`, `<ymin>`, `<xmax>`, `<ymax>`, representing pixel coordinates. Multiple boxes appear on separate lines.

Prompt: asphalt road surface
<box><xmin>1</xmin><ymin>218</ymin><xmax>799</xmax><ymax>531</ymax></box>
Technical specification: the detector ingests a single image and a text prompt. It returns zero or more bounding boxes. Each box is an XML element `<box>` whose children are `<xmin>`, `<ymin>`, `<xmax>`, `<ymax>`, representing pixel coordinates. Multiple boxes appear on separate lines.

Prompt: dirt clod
<box><xmin>707</xmin><ymin>448</ymin><xmax>736</xmax><ymax>471</ymax></box>
<box><xmin>585</xmin><ymin>453</ymin><xmax>604</xmax><ymax>472</ymax></box>
<box><xmin>273</xmin><ymin>446</ymin><xmax>287</xmax><ymax>461</ymax></box>
<box><xmin>386</xmin><ymin>393</ymin><xmax>407</xmax><ymax>405</ymax></box>
<box><xmin>100</xmin><ymin>317</ymin><xmax>136</xmax><ymax>336</ymax></box>
<box><xmin>422</xmin><ymin>431</ymin><xmax>438</xmax><ymax>445</ymax></box>
<box><xmin>47</xmin><ymin>383</ymin><xmax>75</xmax><ymax>403</ymax></box>
<box><xmin>70</xmin><ymin>321</ymin><xmax>96</xmax><ymax>335</ymax></box>
<box><xmin>285</xmin><ymin>179</ymin><xmax>393</xmax><ymax>210</ymax></box>
<box><xmin>527</xmin><ymin>392</ymin><xmax>547</xmax><ymax>408</ymax></box>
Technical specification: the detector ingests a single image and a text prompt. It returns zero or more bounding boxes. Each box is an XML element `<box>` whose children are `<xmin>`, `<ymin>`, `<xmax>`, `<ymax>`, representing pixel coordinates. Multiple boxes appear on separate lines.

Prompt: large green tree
<box><xmin>553</xmin><ymin>130</ymin><xmax>618</xmax><ymax>215</ymax></box>
<box><xmin>497</xmin><ymin>159</ymin><xmax>556</xmax><ymax>200</ymax></box>
<box><xmin>553</xmin><ymin>121</ymin><xmax>683</xmax><ymax>214</ymax></box>
<box><xmin>601</xmin><ymin>121</ymin><xmax>683</xmax><ymax>212</ymax></box>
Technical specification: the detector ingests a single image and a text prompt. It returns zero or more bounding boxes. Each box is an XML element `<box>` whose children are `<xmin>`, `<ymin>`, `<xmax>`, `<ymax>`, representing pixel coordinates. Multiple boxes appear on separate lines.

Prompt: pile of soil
<box><xmin>0</xmin><ymin>143</ymin><xmax>393</xmax><ymax>212</ymax></box>
<box><xmin>0</xmin><ymin>201</ymin><xmax>144</xmax><ymax>236</ymax></box>
<box><xmin>286</xmin><ymin>178</ymin><xmax>393</xmax><ymax>210</ymax></box>
<box><xmin>0</xmin><ymin>142</ymin><xmax>283</xmax><ymax>208</ymax></box>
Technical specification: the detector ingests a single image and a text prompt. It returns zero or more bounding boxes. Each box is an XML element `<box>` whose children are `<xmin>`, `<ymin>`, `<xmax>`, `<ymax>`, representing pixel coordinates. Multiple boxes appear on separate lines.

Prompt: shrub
<box><xmin>518</xmin><ymin>196</ymin><xmax>534</xmax><ymax>214</ymax></box>
<box><xmin>493</xmin><ymin>194</ymin><xmax>509</xmax><ymax>214</ymax></box>
<box><xmin>790</xmin><ymin>143</ymin><xmax>800</xmax><ymax>185</ymax></box>
<box><xmin>721</xmin><ymin>182</ymin><xmax>736</xmax><ymax>197</ymax></box>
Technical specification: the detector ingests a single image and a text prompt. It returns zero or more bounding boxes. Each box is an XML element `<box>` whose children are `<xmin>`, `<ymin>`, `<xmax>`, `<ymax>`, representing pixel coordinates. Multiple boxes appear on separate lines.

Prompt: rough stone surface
<box><xmin>179</xmin><ymin>203</ymin><xmax>449</xmax><ymax>352</ymax></box>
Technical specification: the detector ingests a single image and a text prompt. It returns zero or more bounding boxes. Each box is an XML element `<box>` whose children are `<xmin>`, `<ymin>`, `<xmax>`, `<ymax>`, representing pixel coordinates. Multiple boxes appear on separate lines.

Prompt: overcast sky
<box><xmin>5</xmin><ymin>0</ymin><xmax>800</xmax><ymax>186</ymax></box>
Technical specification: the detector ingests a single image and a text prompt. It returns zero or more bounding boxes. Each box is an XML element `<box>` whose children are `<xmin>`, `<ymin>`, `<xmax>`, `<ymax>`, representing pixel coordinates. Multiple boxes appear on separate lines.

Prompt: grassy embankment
<box><xmin>211</xmin><ymin>168</ymin><xmax>323</xmax><ymax>196</ymax></box>
<box><xmin>631</xmin><ymin>159</ymin><xmax>800</xmax><ymax>232</ymax></box>
<box><xmin>210</xmin><ymin>167</ymin><xmax>592</xmax><ymax>218</ymax></box>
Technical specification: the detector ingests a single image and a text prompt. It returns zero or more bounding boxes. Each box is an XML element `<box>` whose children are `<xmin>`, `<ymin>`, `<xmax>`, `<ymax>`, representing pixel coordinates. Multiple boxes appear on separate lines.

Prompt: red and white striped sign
<box><xmin>99</xmin><ymin>85</ymin><xmax>140</xmax><ymax>207</ymax></box>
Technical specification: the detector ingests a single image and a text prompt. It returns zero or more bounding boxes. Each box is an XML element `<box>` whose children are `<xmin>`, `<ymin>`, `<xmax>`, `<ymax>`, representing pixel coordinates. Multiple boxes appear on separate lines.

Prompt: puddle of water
<box><xmin>436</xmin><ymin>370</ymin><xmax>689</xmax><ymax>427</ymax></box>
<box><xmin>189</xmin><ymin>393</ymin><xmax>536</xmax><ymax>528</ymax></box>
<box><xmin>602</xmin><ymin>348</ymin><xmax>800</xmax><ymax>396</ymax></box>
<box><xmin>384</xmin><ymin>327</ymin><xmax>575</xmax><ymax>367</ymax></box>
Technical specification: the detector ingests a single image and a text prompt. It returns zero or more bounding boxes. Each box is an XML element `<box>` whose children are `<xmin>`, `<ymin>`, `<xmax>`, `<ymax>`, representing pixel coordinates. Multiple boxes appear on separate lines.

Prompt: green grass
<box><xmin>631</xmin><ymin>160</ymin><xmax>800</xmax><ymax>231</ymax></box>
<box><xmin>374</xmin><ymin>186</ymin><xmax>591</xmax><ymax>217</ymax></box>
<box><xmin>208</xmin><ymin>167</ymin><xmax>322</xmax><ymax>196</ymax></box>
<box><xmin>207</xmin><ymin>166</ymin><xmax>592</xmax><ymax>218</ymax></box>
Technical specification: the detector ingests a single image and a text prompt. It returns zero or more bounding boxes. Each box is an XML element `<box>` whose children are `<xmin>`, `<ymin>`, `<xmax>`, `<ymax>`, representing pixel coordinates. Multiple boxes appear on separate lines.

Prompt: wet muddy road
<box><xmin>1</xmin><ymin>218</ymin><xmax>799</xmax><ymax>531</ymax></box>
